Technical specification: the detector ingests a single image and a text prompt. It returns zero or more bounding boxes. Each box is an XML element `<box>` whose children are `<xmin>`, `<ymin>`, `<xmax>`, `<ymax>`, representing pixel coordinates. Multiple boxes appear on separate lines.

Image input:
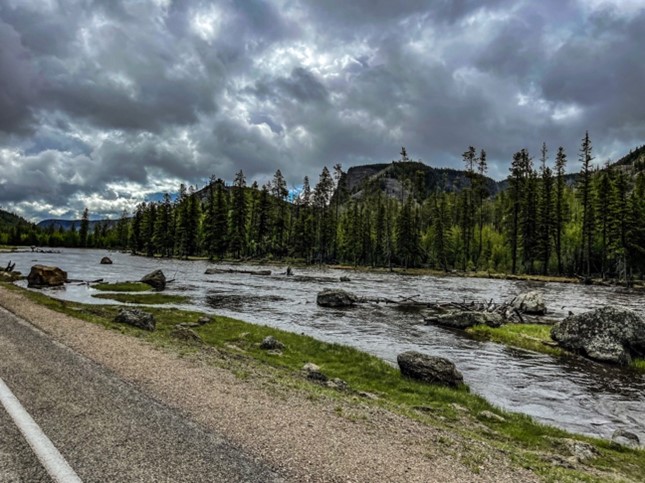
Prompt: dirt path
<box><xmin>0</xmin><ymin>286</ymin><xmax>538</xmax><ymax>482</ymax></box>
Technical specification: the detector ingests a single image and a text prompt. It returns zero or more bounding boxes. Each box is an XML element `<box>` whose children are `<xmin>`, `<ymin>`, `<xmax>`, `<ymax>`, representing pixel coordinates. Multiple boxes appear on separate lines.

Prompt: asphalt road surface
<box><xmin>0</xmin><ymin>307</ymin><xmax>283</xmax><ymax>482</ymax></box>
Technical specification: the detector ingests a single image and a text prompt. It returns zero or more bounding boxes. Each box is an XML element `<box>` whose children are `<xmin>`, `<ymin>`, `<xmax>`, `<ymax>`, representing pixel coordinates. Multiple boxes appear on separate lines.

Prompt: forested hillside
<box><xmin>0</xmin><ymin>209</ymin><xmax>35</xmax><ymax>246</ymax></box>
<box><xmin>3</xmin><ymin>135</ymin><xmax>645</xmax><ymax>282</ymax></box>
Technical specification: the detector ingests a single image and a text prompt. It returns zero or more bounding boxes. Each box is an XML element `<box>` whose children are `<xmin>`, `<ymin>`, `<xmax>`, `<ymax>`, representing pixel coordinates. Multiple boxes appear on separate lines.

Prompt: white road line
<box><xmin>0</xmin><ymin>377</ymin><xmax>83</xmax><ymax>483</ymax></box>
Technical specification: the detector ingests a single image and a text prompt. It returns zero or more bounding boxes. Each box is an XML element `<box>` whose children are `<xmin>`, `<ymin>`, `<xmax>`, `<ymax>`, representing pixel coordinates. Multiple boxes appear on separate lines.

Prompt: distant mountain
<box><xmin>37</xmin><ymin>219</ymin><xmax>118</xmax><ymax>232</ymax></box>
<box><xmin>0</xmin><ymin>208</ymin><xmax>32</xmax><ymax>231</ymax></box>
<box><xmin>339</xmin><ymin>161</ymin><xmax>499</xmax><ymax>203</ymax></box>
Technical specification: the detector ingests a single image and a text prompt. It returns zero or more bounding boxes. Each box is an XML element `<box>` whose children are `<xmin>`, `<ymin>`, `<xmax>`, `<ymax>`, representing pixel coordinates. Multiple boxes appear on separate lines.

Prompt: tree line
<box><xmin>3</xmin><ymin>134</ymin><xmax>644</xmax><ymax>282</ymax></box>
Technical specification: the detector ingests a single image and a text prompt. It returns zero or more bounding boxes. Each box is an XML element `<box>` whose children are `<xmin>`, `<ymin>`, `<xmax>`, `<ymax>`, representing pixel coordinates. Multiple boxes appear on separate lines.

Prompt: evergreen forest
<box><xmin>2</xmin><ymin>135</ymin><xmax>645</xmax><ymax>282</ymax></box>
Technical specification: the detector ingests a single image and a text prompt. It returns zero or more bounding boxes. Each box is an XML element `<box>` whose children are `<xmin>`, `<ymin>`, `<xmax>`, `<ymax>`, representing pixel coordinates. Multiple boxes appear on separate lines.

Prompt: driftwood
<box><xmin>3</xmin><ymin>261</ymin><xmax>16</xmax><ymax>272</ymax></box>
<box><xmin>68</xmin><ymin>278</ymin><xmax>104</xmax><ymax>284</ymax></box>
<box><xmin>204</xmin><ymin>268</ymin><xmax>272</xmax><ymax>276</ymax></box>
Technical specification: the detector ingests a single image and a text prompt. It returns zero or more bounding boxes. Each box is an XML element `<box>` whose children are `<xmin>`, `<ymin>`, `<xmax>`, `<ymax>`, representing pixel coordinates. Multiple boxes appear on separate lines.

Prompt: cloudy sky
<box><xmin>1</xmin><ymin>0</ymin><xmax>644</xmax><ymax>221</ymax></box>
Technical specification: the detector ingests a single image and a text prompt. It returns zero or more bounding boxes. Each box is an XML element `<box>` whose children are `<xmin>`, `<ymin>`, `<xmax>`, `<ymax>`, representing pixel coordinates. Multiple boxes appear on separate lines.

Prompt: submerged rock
<box><xmin>397</xmin><ymin>351</ymin><xmax>463</xmax><ymax>387</ymax></box>
<box><xmin>140</xmin><ymin>269</ymin><xmax>166</xmax><ymax>291</ymax></box>
<box><xmin>114</xmin><ymin>308</ymin><xmax>156</xmax><ymax>331</ymax></box>
<box><xmin>512</xmin><ymin>290</ymin><xmax>546</xmax><ymax>315</ymax></box>
<box><xmin>27</xmin><ymin>265</ymin><xmax>67</xmax><ymax>288</ymax></box>
<box><xmin>316</xmin><ymin>289</ymin><xmax>357</xmax><ymax>308</ymax></box>
<box><xmin>425</xmin><ymin>311</ymin><xmax>504</xmax><ymax>329</ymax></box>
<box><xmin>100</xmin><ymin>256</ymin><xmax>113</xmax><ymax>265</ymax></box>
<box><xmin>551</xmin><ymin>306</ymin><xmax>645</xmax><ymax>365</ymax></box>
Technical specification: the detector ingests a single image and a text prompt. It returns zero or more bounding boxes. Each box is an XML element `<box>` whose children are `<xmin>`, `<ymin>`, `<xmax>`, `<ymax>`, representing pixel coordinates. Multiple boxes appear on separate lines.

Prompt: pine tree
<box><xmin>255</xmin><ymin>183</ymin><xmax>271</xmax><ymax>256</ymax></box>
<box><xmin>476</xmin><ymin>149</ymin><xmax>488</xmax><ymax>266</ymax></box>
<box><xmin>431</xmin><ymin>190</ymin><xmax>449</xmax><ymax>271</ymax></box>
<box><xmin>609</xmin><ymin>169</ymin><xmax>629</xmax><ymax>283</ymax></box>
<box><xmin>396</xmin><ymin>195</ymin><xmax>421</xmax><ymax>268</ymax></box>
<box><xmin>508</xmin><ymin>151</ymin><xmax>523</xmax><ymax>274</ymax></box>
<box><xmin>153</xmin><ymin>193</ymin><xmax>174</xmax><ymax>257</ymax></box>
<box><xmin>229</xmin><ymin>170</ymin><xmax>248</xmax><ymax>258</ymax></box>
<box><xmin>578</xmin><ymin>131</ymin><xmax>594</xmax><ymax>278</ymax></box>
<box><xmin>116</xmin><ymin>209</ymin><xmax>130</xmax><ymax>250</ymax></box>
<box><xmin>537</xmin><ymin>143</ymin><xmax>554</xmax><ymax>275</ymax></box>
<box><xmin>293</xmin><ymin>176</ymin><xmax>314</xmax><ymax>260</ymax></box>
<box><xmin>212</xmin><ymin>180</ymin><xmax>229</xmax><ymax>259</ymax></box>
<box><xmin>271</xmin><ymin>169</ymin><xmax>288</xmax><ymax>256</ymax></box>
<box><xmin>460</xmin><ymin>146</ymin><xmax>477</xmax><ymax>270</ymax></box>
<box><xmin>521</xmin><ymin>157</ymin><xmax>538</xmax><ymax>273</ymax></box>
<box><xmin>594</xmin><ymin>169</ymin><xmax>612</xmax><ymax>278</ymax></box>
<box><xmin>79</xmin><ymin>208</ymin><xmax>90</xmax><ymax>248</ymax></box>
<box><xmin>554</xmin><ymin>147</ymin><xmax>568</xmax><ymax>274</ymax></box>
<box><xmin>203</xmin><ymin>179</ymin><xmax>217</xmax><ymax>260</ymax></box>
<box><xmin>142</xmin><ymin>202</ymin><xmax>157</xmax><ymax>257</ymax></box>
<box><xmin>130</xmin><ymin>203</ymin><xmax>145</xmax><ymax>254</ymax></box>
<box><xmin>313</xmin><ymin>166</ymin><xmax>334</xmax><ymax>263</ymax></box>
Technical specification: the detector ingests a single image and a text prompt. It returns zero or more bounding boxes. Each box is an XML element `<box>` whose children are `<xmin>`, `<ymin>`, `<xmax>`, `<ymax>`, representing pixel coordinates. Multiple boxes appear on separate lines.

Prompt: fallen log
<box><xmin>205</xmin><ymin>268</ymin><xmax>272</xmax><ymax>276</ymax></box>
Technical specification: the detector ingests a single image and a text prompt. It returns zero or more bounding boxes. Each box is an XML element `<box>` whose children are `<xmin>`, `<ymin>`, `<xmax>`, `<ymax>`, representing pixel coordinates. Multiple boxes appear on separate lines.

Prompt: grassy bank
<box><xmin>92</xmin><ymin>281</ymin><xmax>152</xmax><ymax>292</ymax></box>
<box><xmin>467</xmin><ymin>323</ymin><xmax>645</xmax><ymax>374</ymax></box>
<box><xmin>91</xmin><ymin>292</ymin><xmax>190</xmax><ymax>304</ymax></box>
<box><xmin>2</xmin><ymin>281</ymin><xmax>644</xmax><ymax>482</ymax></box>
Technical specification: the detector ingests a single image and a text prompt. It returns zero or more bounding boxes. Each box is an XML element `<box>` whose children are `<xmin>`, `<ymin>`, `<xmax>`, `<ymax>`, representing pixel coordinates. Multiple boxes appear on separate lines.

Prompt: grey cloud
<box><xmin>0</xmin><ymin>20</ymin><xmax>40</xmax><ymax>133</ymax></box>
<box><xmin>1</xmin><ymin>0</ymin><xmax>644</xmax><ymax>220</ymax></box>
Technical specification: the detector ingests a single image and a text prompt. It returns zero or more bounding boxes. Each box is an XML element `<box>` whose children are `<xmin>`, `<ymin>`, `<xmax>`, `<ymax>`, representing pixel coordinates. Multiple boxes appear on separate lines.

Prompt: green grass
<box><xmin>467</xmin><ymin>324</ymin><xmax>564</xmax><ymax>356</ymax></box>
<box><xmin>91</xmin><ymin>292</ymin><xmax>190</xmax><ymax>304</ymax></box>
<box><xmin>92</xmin><ymin>281</ymin><xmax>152</xmax><ymax>292</ymax></box>
<box><xmin>3</xmin><ymin>281</ymin><xmax>644</xmax><ymax>482</ymax></box>
<box><xmin>467</xmin><ymin>323</ymin><xmax>645</xmax><ymax>374</ymax></box>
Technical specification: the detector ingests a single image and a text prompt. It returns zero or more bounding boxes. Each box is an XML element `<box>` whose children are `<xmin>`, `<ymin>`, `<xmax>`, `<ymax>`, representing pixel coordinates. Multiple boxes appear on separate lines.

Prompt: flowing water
<box><xmin>3</xmin><ymin>248</ymin><xmax>645</xmax><ymax>441</ymax></box>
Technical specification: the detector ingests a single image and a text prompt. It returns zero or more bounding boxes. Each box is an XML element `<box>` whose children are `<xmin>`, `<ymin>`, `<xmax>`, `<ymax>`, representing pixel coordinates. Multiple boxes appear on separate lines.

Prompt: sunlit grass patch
<box><xmin>467</xmin><ymin>323</ymin><xmax>563</xmax><ymax>356</ymax></box>
<box><xmin>91</xmin><ymin>292</ymin><xmax>189</xmax><ymax>304</ymax></box>
<box><xmin>92</xmin><ymin>281</ymin><xmax>152</xmax><ymax>292</ymax></box>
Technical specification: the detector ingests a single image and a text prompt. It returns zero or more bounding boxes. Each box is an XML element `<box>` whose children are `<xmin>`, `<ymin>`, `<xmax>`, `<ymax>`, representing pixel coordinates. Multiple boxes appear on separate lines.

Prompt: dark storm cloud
<box><xmin>0</xmin><ymin>20</ymin><xmax>40</xmax><ymax>133</ymax></box>
<box><xmin>1</xmin><ymin>0</ymin><xmax>644</xmax><ymax>220</ymax></box>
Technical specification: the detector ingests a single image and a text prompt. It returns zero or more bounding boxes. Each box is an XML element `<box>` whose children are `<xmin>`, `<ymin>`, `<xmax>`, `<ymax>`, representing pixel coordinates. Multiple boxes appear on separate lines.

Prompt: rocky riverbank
<box><xmin>1</xmin><ymin>282</ymin><xmax>644</xmax><ymax>482</ymax></box>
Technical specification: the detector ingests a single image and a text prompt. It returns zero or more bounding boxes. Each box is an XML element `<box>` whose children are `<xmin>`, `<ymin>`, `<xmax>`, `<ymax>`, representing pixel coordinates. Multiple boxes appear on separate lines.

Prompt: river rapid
<box><xmin>3</xmin><ymin>248</ymin><xmax>645</xmax><ymax>442</ymax></box>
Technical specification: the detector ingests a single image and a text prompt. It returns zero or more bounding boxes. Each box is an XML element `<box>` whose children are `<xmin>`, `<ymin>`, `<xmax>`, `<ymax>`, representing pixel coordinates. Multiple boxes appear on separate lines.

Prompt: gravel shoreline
<box><xmin>0</xmin><ymin>286</ymin><xmax>538</xmax><ymax>482</ymax></box>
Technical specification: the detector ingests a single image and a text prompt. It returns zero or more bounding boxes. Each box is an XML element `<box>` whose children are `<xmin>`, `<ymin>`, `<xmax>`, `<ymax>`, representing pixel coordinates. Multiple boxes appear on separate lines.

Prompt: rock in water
<box><xmin>100</xmin><ymin>256</ymin><xmax>113</xmax><ymax>264</ymax></box>
<box><xmin>316</xmin><ymin>289</ymin><xmax>357</xmax><ymax>308</ymax></box>
<box><xmin>551</xmin><ymin>306</ymin><xmax>645</xmax><ymax>365</ymax></box>
<box><xmin>397</xmin><ymin>351</ymin><xmax>463</xmax><ymax>387</ymax></box>
<box><xmin>27</xmin><ymin>265</ymin><xmax>67</xmax><ymax>288</ymax></box>
<box><xmin>140</xmin><ymin>269</ymin><xmax>166</xmax><ymax>291</ymax></box>
<box><xmin>114</xmin><ymin>308</ymin><xmax>156</xmax><ymax>331</ymax></box>
<box><xmin>426</xmin><ymin>311</ymin><xmax>504</xmax><ymax>329</ymax></box>
<box><xmin>512</xmin><ymin>290</ymin><xmax>546</xmax><ymax>315</ymax></box>
<box><xmin>611</xmin><ymin>429</ymin><xmax>641</xmax><ymax>448</ymax></box>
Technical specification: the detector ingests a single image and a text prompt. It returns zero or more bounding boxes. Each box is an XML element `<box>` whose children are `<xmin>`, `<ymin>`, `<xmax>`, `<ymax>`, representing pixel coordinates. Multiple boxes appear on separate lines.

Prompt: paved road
<box><xmin>0</xmin><ymin>307</ymin><xmax>282</xmax><ymax>482</ymax></box>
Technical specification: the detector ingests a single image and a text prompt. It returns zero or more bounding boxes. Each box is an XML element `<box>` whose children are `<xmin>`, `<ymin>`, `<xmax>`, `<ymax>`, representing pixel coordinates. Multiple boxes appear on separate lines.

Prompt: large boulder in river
<box><xmin>140</xmin><ymin>269</ymin><xmax>166</xmax><ymax>291</ymax></box>
<box><xmin>551</xmin><ymin>307</ymin><xmax>645</xmax><ymax>365</ymax></box>
<box><xmin>511</xmin><ymin>290</ymin><xmax>546</xmax><ymax>315</ymax></box>
<box><xmin>27</xmin><ymin>265</ymin><xmax>67</xmax><ymax>288</ymax></box>
<box><xmin>115</xmin><ymin>308</ymin><xmax>156</xmax><ymax>331</ymax></box>
<box><xmin>316</xmin><ymin>289</ymin><xmax>357</xmax><ymax>308</ymax></box>
<box><xmin>397</xmin><ymin>351</ymin><xmax>463</xmax><ymax>387</ymax></box>
<box><xmin>100</xmin><ymin>256</ymin><xmax>113</xmax><ymax>264</ymax></box>
<box><xmin>426</xmin><ymin>311</ymin><xmax>504</xmax><ymax>329</ymax></box>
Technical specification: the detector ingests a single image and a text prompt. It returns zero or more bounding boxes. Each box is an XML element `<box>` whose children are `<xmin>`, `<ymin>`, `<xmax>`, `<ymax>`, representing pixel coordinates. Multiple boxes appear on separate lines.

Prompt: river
<box><xmin>2</xmin><ymin>248</ymin><xmax>644</xmax><ymax>442</ymax></box>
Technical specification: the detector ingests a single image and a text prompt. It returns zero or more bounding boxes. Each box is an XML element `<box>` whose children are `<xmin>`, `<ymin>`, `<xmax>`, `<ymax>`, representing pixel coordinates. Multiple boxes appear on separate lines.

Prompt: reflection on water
<box><xmin>3</xmin><ymin>248</ymin><xmax>645</xmax><ymax>441</ymax></box>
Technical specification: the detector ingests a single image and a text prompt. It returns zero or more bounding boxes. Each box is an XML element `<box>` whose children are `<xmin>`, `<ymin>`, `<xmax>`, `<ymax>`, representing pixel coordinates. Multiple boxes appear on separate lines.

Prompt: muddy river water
<box><xmin>3</xmin><ymin>248</ymin><xmax>644</xmax><ymax>442</ymax></box>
